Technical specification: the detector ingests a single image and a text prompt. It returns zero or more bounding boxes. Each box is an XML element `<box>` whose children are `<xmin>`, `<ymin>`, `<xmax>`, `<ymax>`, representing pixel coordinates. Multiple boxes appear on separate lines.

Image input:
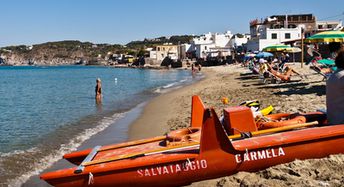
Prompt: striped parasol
<box><xmin>305</xmin><ymin>30</ymin><xmax>344</xmax><ymax>43</ymax></box>
<box><xmin>263</xmin><ymin>44</ymin><xmax>292</xmax><ymax>52</ymax></box>
<box><xmin>285</xmin><ymin>47</ymin><xmax>301</xmax><ymax>53</ymax></box>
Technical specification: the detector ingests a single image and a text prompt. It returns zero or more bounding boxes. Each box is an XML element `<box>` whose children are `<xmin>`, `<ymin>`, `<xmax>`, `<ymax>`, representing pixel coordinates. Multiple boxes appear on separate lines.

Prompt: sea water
<box><xmin>0</xmin><ymin>66</ymin><xmax>195</xmax><ymax>186</ymax></box>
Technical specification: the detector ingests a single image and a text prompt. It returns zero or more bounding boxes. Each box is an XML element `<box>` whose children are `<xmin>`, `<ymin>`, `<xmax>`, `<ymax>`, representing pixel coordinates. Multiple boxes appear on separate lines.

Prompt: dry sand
<box><xmin>128</xmin><ymin>63</ymin><xmax>344</xmax><ymax>187</ymax></box>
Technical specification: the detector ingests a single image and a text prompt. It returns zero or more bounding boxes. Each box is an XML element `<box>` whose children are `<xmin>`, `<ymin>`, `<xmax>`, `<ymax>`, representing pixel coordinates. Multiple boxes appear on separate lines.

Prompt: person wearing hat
<box><xmin>95</xmin><ymin>78</ymin><xmax>102</xmax><ymax>101</ymax></box>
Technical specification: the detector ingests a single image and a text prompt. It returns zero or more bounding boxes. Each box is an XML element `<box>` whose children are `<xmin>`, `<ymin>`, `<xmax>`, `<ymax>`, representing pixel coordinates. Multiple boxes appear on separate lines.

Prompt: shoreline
<box><xmin>128</xmin><ymin>72</ymin><xmax>208</xmax><ymax>140</ymax></box>
<box><xmin>128</xmin><ymin>65</ymin><xmax>243</xmax><ymax>141</ymax></box>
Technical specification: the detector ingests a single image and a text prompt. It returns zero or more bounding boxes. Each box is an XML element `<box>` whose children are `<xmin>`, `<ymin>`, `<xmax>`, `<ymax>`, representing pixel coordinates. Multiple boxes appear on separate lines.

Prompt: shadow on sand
<box><xmin>256</xmin><ymin>81</ymin><xmax>325</xmax><ymax>96</ymax></box>
<box><xmin>237</xmin><ymin>73</ymin><xmax>260</xmax><ymax>80</ymax></box>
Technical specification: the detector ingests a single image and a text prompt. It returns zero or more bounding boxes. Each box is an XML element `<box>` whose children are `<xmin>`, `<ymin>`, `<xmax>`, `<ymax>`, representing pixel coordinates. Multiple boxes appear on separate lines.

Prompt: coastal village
<box><xmin>0</xmin><ymin>13</ymin><xmax>343</xmax><ymax>67</ymax></box>
<box><xmin>2</xmin><ymin>9</ymin><xmax>344</xmax><ymax>187</ymax></box>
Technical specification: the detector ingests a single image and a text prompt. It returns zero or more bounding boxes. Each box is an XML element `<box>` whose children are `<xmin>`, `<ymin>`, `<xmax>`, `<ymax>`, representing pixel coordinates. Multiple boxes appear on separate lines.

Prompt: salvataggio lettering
<box><xmin>137</xmin><ymin>159</ymin><xmax>207</xmax><ymax>177</ymax></box>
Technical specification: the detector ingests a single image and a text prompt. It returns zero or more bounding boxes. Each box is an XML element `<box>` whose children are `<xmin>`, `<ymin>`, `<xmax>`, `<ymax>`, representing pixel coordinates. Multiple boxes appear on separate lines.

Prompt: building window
<box><xmin>327</xmin><ymin>25</ymin><xmax>332</xmax><ymax>29</ymax></box>
<box><xmin>271</xmin><ymin>33</ymin><xmax>277</xmax><ymax>39</ymax></box>
<box><xmin>157</xmin><ymin>47</ymin><xmax>160</xmax><ymax>51</ymax></box>
<box><xmin>205</xmin><ymin>46</ymin><xmax>207</xmax><ymax>50</ymax></box>
<box><xmin>285</xmin><ymin>33</ymin><xmax>291</xmax><ymax>39</ymax></box>
<box><xmin>318</xmin><ymin>25</ymin><xmax>323</xmax><ymax>29</ymax></box>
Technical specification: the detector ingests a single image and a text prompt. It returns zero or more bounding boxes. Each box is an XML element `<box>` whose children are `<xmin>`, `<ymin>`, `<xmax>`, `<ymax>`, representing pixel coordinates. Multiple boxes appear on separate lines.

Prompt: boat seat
<box><xmin>222</xmin><ymin>106</ymin><xmax>258</xmax><ymax>135</ymax></box>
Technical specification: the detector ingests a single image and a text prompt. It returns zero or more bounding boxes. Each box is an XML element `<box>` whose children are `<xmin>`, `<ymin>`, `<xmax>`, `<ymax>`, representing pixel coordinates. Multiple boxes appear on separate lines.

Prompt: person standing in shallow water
<box><xmin>326</xmin><ymin>48</ymin><xmax>344</xmax><ymax>124</ymax></box>
<box><xmin>95</xmin><ymin>78</ymin><xmax>102</xmax><ymax>102</ymax></box>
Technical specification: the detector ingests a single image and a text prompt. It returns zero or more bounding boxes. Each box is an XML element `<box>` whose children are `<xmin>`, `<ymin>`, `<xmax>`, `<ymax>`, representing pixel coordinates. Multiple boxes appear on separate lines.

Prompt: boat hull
<box><xmin>41</xmin><ymin>124</ymin><xmax>344</xmax><ymax>187</ymax></box>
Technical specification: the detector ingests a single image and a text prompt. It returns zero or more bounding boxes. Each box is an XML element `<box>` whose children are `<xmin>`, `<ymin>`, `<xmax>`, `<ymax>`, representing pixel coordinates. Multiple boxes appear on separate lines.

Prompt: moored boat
<box><xmin>40</xmin><ymin>97</ymin><xmax>344</xmax><ymax>187</ymax></box>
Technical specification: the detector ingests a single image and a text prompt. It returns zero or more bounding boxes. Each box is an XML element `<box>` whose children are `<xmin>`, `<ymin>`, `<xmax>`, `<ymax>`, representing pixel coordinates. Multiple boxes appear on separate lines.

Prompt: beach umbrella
<box><xmin>245</xmin><ymin>53</ymin><xmax>256</xmax><ymax>57</ymax></box>
<box><xmin>286</xmin><ymin>47</ymin><xmax>301</xmax><ymax>53</ymax></box>
<box><xmin>317</xmin><ymin>59</ymin><xmax>337</xmax><ymax>71</ymax></box>
<box><xmin>255</xmin><ymin>52</ymin><xmax>273</xmax><ymax>58</ymax></box>
<box><xmin>263</xmin><ymin>44</ymin><xmax>292</xmax><ymax>52</ymax></box>
<box><xmin>305</xmin><ymin>30</ymin><xmax>344</xmax><ymax>43</ymax></box>
<box><xmin>244</xmin><ymin>53</ymin><xmax>256</xmax><ymax>61</ymax></box>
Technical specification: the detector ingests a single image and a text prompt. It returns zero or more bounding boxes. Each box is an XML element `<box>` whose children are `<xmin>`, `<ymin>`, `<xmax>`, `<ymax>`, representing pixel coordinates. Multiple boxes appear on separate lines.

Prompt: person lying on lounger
<box><xmin>266</xmin><ymin>63</ymin><xmax>300</xmax><ymax>82</ymax></box>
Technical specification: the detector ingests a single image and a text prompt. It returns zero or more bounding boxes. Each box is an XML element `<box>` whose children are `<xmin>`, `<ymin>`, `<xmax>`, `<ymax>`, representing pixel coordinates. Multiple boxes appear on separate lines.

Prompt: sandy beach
<box><xmin>128</xmin><ymin>63</ymin><xmax>344</xmax><ymax>187</ymax></box>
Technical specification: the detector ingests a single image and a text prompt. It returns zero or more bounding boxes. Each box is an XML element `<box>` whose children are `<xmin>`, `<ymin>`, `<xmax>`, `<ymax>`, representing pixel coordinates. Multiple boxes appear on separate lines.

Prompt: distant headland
<box><xmin>0</xmin><ymin>35</ymin><xmax>194</xmax><ymax>66</ymax></box>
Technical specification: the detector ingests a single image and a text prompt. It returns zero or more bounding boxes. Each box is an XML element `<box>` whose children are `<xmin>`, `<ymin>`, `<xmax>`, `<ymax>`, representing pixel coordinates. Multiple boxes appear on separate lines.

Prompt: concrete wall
<box><xmin>265</xmin><ymin>27</ymin><xmax>301</xmax><ymax>42</ymax></box>
<box><xmin>149</xmin><ymin>51</ymin><xmax>157</xmax><ymax>59</ymax></box>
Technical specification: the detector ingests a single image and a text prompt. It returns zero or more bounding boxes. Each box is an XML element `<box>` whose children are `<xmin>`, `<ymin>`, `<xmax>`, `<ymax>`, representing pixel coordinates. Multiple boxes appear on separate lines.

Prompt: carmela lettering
<box><xmin>137</xmin><ymin>159</ymin><xmax>207</xmax><ymax>177</ymax></box>
<box><xmin>235</xmin><ymin>147</ymin><xmax>285</xmax><ymax>163</ymax></box>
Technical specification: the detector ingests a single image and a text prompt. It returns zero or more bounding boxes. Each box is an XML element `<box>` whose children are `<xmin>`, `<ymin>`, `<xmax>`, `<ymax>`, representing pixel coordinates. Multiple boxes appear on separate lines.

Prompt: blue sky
<box><xmin>0</xmin><ymin>0</ymin><xmax>343</xmax><ymax>47</ymax></box>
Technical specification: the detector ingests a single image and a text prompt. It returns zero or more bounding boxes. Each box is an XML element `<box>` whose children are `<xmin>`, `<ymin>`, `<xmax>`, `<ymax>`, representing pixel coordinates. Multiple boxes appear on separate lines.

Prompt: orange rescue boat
<box><xmin>40</xmin><ymin>97</ymin><xmax>344</xmax><ymax>187</ymax></box>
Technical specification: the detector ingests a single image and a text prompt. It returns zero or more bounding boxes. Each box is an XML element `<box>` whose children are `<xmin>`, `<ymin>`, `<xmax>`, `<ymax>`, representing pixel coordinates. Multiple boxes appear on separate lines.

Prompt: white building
<box><xmin>229</xmin><ymin>34</ymin><xmax>250</xmax><ymax>49</ymax></box>
<box><xmin>316</xmin><ymin>21</ymin><xmax>342</xmax><ymax>31</ymax></box>
<box><xmin>155</xmin><ymin>44</ymin><xmax>179</xmax><ymax>61</ymax></box>
<box><xmin>191</xmin><ymin>31</ymin><xmax>233</xmax><ymax>59</ymax></box>
<box><xmin>246</xmin><ymin>15</ymin><xmax>306</xmax><ymax>52</ymax></box>
<box><xmin>246</xmin><ymin>14</ymin><xmax>343</xmax><ymax>52</ymax></box>
<box><xmin>246</xmin><ymin>26</ymin><xmax>302</xmax><ymax>51</ymax></box>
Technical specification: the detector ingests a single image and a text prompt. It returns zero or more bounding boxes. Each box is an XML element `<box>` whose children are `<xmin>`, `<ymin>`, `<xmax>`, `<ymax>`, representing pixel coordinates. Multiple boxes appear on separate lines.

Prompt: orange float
<box><xmin>257</xmin><ymin>113</ymin><xmax>307</xmax><ymax>130</ymax></box>
<box><xmin>166</xmin><ymin>127</ymin><xmax>201</xmax><ymax>142</ymax></box>
<box><xmin>40</xmin><ymin>97</ymin><xmax>344</xmax><ymax>187</ymax></box>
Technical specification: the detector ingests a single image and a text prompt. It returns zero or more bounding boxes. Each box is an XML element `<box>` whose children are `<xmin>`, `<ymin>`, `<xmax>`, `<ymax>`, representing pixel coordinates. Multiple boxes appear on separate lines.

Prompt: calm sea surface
<box><xmin>0</xmin><ymin>66</ymin><xmax>195</xmax><ymax>186</ymax></box>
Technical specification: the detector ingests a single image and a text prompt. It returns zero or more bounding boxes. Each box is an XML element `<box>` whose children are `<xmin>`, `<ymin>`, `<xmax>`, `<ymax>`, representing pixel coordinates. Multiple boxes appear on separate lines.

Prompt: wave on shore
<box><xmin>3</xmin><ymin>112</ymin><xmax>125</xmax><ymax>187</ymax></box>
<box><xmin>154</xmin><ymin>74</ymin><xmax>204</xmax><ymax>94</ymax></box>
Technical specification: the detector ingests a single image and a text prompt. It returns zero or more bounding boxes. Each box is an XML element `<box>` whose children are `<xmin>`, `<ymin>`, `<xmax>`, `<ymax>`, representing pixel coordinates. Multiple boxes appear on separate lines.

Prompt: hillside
<box><xmin>0</xmin><ymin>35</ymin><xmax>196</xmax><ymax>66</ymax></box>
<box><xmin>0</xmin><ymin>41</ymin><xmax>124</xmax><ymax>65</ymax></box>
<box><xmin>126</xmin><ymin>35</ymin><xmax>195</xmax><ymax>49</ymax></box>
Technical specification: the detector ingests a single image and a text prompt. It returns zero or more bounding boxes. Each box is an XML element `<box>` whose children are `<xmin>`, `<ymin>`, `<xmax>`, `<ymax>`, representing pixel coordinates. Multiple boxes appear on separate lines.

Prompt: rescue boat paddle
<box><xmin>81</xmin><ymin>121</ymin><xmax>318</xmax><ymax>167</ymax></box>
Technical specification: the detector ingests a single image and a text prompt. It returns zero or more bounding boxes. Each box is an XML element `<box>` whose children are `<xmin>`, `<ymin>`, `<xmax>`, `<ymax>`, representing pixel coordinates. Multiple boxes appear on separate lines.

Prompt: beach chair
<box><xmin>262</xmin><ymin>64</ymin><xmax>302</xmax><ymax>84</ymax></box>
<box><xmin>307</xmin><ymin>57</ymin><xmax>335</xmax><ymax>80</ymax></box>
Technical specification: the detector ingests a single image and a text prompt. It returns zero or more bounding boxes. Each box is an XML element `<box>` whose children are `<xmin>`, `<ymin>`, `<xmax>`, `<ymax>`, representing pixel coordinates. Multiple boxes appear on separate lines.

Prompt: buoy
<box><xmin>222</xmin><ymin>97</ymin><xmax>229</xmax><ymax>105</ymax></box>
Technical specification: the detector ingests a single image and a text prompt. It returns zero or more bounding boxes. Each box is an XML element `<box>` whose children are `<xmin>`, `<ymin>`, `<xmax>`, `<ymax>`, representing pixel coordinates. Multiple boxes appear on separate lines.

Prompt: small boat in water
<box><xmin>40</xmin><ymin>96</ymin><xmax>344</xmax><ymax>187</ymax></box>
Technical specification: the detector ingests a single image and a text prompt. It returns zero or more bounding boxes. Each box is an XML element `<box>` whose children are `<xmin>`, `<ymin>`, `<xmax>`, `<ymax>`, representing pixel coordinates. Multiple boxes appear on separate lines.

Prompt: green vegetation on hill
<box><xmin>126</xmin><ymin>35</ymin><xmax>195</xmax><ymax>49</ymax></box>
<box><xmin>0</xmin><ymin>40</ymin><xmax>127</xmax><ymax>63</ymax></box>
<box><xmin>0</xmin><ymin>35</ymin><xmax>197</xmax><ymax>64</ymax></box>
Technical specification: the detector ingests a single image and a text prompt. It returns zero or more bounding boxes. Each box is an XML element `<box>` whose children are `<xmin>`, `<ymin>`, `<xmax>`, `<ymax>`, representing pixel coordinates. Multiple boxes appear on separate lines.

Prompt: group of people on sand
<box><xmin>244</xmin><ymin>54</ymin><xmax>298</xmax><ymax>83</ymax></box>
<box><xmin>257</xmin><ymin>58</ymin><xmax>300</xmax><ymax>82</ymax></box>
<box><xmin>242</xmin><ymin>46</ymin><xmax>344</xmax><ymax>125</ymax></box>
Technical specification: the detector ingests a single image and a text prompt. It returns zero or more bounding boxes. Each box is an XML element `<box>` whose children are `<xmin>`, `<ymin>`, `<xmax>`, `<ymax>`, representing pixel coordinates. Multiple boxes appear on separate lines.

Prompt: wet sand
<box><xmin>128</xmin><ymin>64</ymin><xmax>344</xmax><ymax>187</ymax></box>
